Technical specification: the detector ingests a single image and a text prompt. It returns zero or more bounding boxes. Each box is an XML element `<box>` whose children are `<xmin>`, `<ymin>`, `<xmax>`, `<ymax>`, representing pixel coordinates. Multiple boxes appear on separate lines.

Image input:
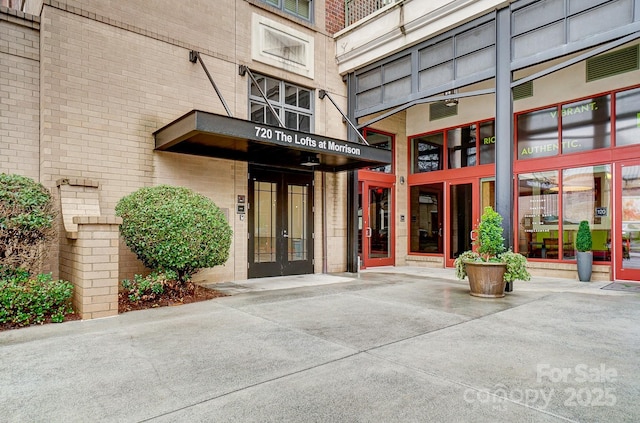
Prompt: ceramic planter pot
<box><xmin>465</xmin><ymin>261</ymin><xmax>507</xmax><ymax>298</ymax></box>
<box><xmin>576</xmin><ymin>251</ymin><xmax>593</xmax><ymax>282</ymax></box>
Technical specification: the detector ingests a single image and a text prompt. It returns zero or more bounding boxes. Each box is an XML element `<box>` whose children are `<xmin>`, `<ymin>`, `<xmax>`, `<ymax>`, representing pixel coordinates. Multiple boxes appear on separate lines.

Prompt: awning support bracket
<box><xmin>238</xmin><ymin>65</ymin><xmax>286</xmax><ymax>128</ymax></box>
<box><xmin>319</xmin><ymin>90</ymin><xmax>369</xmax><ymax>146</ymax></box>
<box><xmin>189</xmin><ymin>51</ymin><xmax>233</xmax><ymax>118</ymax></box>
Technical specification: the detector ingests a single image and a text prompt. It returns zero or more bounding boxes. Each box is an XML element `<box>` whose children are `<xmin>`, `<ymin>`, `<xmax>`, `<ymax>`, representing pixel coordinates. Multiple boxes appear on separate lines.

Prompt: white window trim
<box><xmin>252</xmin><ymin>14</ymin><xmax>315</xmax><ymax>79</ymax></box>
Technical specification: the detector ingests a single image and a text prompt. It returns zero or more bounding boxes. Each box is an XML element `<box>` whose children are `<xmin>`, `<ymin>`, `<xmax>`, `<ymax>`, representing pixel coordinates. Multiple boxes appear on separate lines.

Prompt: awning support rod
<box><xmin>189</xmin><ymin>51</ymin><xmax>233</xmax><ymax>118</ymax></box>
<box><xmin>238</xmin><ymin>65</ymin><xmax>286</xmax><ymax>128</ymax></box>
<box><xmin>319</xmin><ymin>90</ymin><xmax>369</xmax><ymax>146</ymax></box>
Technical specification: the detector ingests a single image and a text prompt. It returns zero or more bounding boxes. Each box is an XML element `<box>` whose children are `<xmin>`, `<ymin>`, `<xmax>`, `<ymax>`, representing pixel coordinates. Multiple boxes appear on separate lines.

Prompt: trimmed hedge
<box><xmin>576</xmin><ymin>220</ymin><xmax>593</xmax><ymax>252</ymax></box>
<box><xmin>115</xmin><ymin>185</ymin><xmax>232</xmax><ymax>282</ymax></box>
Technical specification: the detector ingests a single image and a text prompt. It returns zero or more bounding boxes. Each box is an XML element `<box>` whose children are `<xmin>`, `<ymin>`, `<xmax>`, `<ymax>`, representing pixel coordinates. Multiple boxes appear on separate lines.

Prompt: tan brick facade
<box><xmin>2</xmin><ymin>0</ymin><xmax>352</xmax><ymax>318</ymax></box>
<box><xmin>0</xmin><ymin>7</ymin><xmax>39</xmax><ymax>180</ymax></box>
<box><xmin>59</xmin><ymin>216</ymin><xmax>121</xmax><ymax>319</ymax></box>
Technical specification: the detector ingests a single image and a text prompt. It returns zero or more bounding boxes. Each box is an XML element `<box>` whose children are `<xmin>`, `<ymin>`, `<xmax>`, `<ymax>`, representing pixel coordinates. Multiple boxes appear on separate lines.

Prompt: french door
<box><xmin>615</xmin><ymin>161</ymin><xmax>640</xmax><ymax>281</ymax></box>
<box><xmin>359</xmin><ymin>181</ymin><xmax>394</xmax><ymax>268</ymax></box>
<box><xmin>248</xmin><ymin>166</ymin><xmax>313</xmax><ymax>278</ymax></box>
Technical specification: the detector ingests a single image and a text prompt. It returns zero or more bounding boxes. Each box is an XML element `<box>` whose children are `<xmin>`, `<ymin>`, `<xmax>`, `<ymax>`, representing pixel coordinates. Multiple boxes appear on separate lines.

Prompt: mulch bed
<box><xmin>0</xmin><ymin>312</ymin><xmax>81</xmax><ymax>332</ymax></box>
<box><xmin>0</xmin><ymin>284</ymin><xmax>227</xmax><ymax>332</ymax></box>
<box><xmin>118</xmin><ymin>283</ymin><xmax>228</xmax><ymax>313</ymax></box>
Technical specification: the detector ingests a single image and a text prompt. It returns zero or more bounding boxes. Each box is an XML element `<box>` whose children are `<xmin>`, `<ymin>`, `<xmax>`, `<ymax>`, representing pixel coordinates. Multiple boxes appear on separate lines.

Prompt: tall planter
<box><xmin>576</xmin><ymin>221</ymin><xmax>593</xmax><ymax>282</ymax></box>
<box><xmin>465</xmin><ymin>261</ymin><xmax>507</xmax><ymax>298</ymax></box>
<box><xmin>576</xmin><ymin>251</ymin><xmax>593</xmax><ymax>282</ymax></box>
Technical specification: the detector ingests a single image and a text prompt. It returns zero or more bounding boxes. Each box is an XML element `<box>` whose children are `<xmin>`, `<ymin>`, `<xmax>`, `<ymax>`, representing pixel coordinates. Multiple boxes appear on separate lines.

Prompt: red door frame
<box><xmin>445</xmin><ymin>178</ymin><xmax>480</xmax><ymax>267</ymax></box>
<box><xmin>360</xmin><ymin>179</ymin><xmax>395</xmax><ymax>268</ymax></box>
<box><xmin>358</xmin><ymin>128</ymin><xmax>396</xmax><ymax>269</ymax></box>
<box><xmin>614</xmin><ymin>160</ymin><xmax>640</xmax><ymax>281</ymax></box>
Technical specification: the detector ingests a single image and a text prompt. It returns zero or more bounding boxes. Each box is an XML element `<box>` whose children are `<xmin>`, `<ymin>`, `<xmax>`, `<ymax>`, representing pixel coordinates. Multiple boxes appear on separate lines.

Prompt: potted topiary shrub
<box><xmin>454</xmin><ymin>206</ymin><xmax>530</xmax><ymax>297</ymax></box>
<box><xmin>575</xmin><ymin>220</ymin><xmax>593</xmax><ymax>282</ymax></box>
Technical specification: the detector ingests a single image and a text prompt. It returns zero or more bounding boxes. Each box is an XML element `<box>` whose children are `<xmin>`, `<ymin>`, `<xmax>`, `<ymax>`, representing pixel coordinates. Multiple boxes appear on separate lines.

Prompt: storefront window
<box><xmin>447</xmin><ymin>125</ymin><xmax>476</xmax><ymax>168</ymax></box>
<box><xmin>409</xmin><ymin>184</ymin><xmax>443</xmax><ymax>253</ymax></box>
<box><xmin>518</xmin><ymin>171</ymin><xmax>559</xmax><ymax>258</ymax></box>
<box><xmin>615</xmin><ymin>87</ymin><xmax>640</xmax><ymax>147</ymax></box>
<box><xmin>479</xmin><ymin>121</ymin><xmax>495</xmax><ymax>164</ymax></box>
<box><xmin>561</xmin><ymin>95</ymin><xmax>610</xmax><ymax>154</ymax></box>
<box><xmin>411</xmin><ymin>133</ymin><xmax>443</xmax><ymax>173</ymax></box>
<box><xmin>562</xmin><ymin>165</ymin><xmax>611</xmax><ymax>261</ymax></box>
<box><xmin>517</xmin><ymin>107</ymin><xmax>559</xmax><ymax>160</ymax></box>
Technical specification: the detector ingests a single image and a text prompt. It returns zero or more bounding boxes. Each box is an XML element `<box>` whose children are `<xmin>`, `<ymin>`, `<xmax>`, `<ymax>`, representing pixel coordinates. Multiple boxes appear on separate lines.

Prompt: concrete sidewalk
<box><xmin>1</xmin><ymin>269</ymin><xmax>639</xmax><ymax>422</ymax></box>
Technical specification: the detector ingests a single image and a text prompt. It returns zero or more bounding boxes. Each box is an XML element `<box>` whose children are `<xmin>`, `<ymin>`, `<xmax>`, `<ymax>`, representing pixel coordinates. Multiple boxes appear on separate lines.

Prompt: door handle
<box><xmin>365</xmin><ymin>227</ymin><xmax>372</xmax><ymax>238</ymax></box>
<box><xmin>283</xmin><ymin>230</ymin><xmax>289</xmax><ymax>238</ymax></box>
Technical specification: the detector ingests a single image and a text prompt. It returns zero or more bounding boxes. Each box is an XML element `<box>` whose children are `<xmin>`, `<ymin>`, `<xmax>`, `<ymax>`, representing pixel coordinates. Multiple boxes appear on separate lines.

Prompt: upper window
<box><xmin>410</xmin><ymin>119</ymin><xmax>494</xmax><ymax>174</ymax></box>
<box><xmin>517</xmin><ymin>94</ymin><xmax>612</xmax><ymax>160</ymax></box>
<box><xmin>363</xmin><ymin>129</ymin><xmax>393</xmax><ymax>173</ymax></box>
<box><xmin>447</xmin><ymin>125</ymin><xmax>476</xmax><ymax>168</ymax></box>
<box><xmin>262</xmin><ymin>0</ymin><xmax>312</xmax><ymax>21</ymax></box>
<box><xmin>615</xmin><ymin>86</ymin><xmax>640</xmax><ymax>147</ymax></box>
<box><xmin>517</xmin><ymin>107</ymin><xmax>559</xmax><ymax>160</ymax></box>
<box><xmin>249</xmin><ymin>74</ymin><xmax>313</xmax><ymax>132</ymax></box>
<box><xmin>479</xmin><ymin>120</ymin><xmax>496</xmax><ymax>164</ymax></box>
<box><xmin>561</xmin><ymin>95</ymin><xmax>610</xmax><ymax>153</ymax></box>
<box><xmin>411</xmin><ymin>134</ymin><xmax>443</xmax><ymax>174</ymax></box>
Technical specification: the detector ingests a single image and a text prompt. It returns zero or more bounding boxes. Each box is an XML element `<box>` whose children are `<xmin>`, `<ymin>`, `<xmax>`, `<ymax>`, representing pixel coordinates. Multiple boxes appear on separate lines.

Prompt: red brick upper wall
<box><xmin>325</xmin><ymin>0</ymin><xmax>345</xmax><ymax>35</ymax></box>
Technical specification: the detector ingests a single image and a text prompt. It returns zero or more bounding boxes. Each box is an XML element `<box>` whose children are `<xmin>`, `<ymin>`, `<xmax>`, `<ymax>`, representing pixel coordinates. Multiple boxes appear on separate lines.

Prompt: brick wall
<box><xmin>3</xmin><ymin>0</ymin><xmax>351</xmax><ymax>288</ymax></box>
<box><xmin>34</xmin><ymin>0</ymin><xmax>348</xmax><ymax>283</ymax></box>
<box><xmin>325</xmin><ymin>0</ymin><xmax>345</xmax><ymax>34</ymax></box>
<box><xmin>38</xmin><ymin>4</ymin><xmax>240</xmax><ymax>282</ymax></box>
<box><xmin>0</xmin><ymin>7</ymin><xmax>39</xmax><ymax>180</ymax></box>
<box><xmin>59</xmin><ymin>216</ymin><xmax>121</xmax><ymax>319</ymax></box>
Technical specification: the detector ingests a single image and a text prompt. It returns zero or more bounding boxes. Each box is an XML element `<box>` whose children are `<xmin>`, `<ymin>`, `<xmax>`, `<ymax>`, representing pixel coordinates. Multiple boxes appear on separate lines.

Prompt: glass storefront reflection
<box><xmin>562</xmin><ymin>166</ymin><xmax>611</xmax><ymax>261</ymax></box>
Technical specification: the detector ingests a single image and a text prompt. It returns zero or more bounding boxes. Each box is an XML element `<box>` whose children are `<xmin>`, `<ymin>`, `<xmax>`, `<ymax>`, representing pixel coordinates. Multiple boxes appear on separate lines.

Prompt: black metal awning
<box><xmin>153</xmin><ymin>110</ymin><xmax>391</xmax><ymax>172</ymax></box>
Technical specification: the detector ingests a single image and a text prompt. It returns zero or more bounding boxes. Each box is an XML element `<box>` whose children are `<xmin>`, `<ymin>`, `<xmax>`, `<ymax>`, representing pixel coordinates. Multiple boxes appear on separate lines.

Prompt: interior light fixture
<box><xmin>300</xmin><ymin>153</ymin><xmax>320</xmax><ymax>167</ymax></box>
<box><xmin>444</xmin><ymin>90</ymin><xmax>458</xmax><ymax>107</ymax></box>
<box><xmin>445</xmin><ymin>98</ymin><xmax>459</xmax><ymax>107</ymax></box>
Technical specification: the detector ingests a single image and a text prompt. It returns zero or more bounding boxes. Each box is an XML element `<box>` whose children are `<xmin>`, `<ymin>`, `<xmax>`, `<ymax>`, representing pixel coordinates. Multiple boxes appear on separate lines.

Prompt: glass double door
<box><xmin>358</xmin><ymin>181</ymin><xmax>394</xmax><ymax>268</ymax></box>
<box><xmin>248</xmin><ymin>167</ymin><xmax>313</xmax><ymax>278</ymax></box>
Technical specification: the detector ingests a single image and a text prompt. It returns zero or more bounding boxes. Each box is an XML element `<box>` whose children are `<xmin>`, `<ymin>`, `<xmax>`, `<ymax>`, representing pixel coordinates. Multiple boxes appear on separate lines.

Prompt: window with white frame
<box><xmin>249</xmin><ymin>74</ymin><xmax>313</xmax><ymax>132</ymax></box>
<box><xmin>262</xmin><ymin>0</ymin><xmax>312</xmax><ymax>21</ymax></box>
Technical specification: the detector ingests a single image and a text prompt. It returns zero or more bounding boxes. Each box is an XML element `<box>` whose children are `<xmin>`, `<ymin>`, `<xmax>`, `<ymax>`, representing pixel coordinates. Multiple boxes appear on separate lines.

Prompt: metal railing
<box><xmin>345</xmin><ymin>0</ymin><xmax>395</xmax><ymax>27</ymax></box>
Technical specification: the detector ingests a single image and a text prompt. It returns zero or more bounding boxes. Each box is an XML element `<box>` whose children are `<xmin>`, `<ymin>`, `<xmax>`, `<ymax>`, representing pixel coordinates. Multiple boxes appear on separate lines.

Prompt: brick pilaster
<box><xmin>60</xmin><ymin>216</ymin><xmax>122</xmax><ymax>320</ymax></box>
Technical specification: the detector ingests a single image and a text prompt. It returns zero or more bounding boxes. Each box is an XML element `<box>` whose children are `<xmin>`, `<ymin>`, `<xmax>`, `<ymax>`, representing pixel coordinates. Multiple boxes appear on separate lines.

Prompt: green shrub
<box><xmin>0</xmin><ymin>173</ymin><xmax>56</xmax><ymax>273</ymax></box>
<box><xmin>115</xmin><ymin>185</ymin><xmax>232</xmax><ymax>282</ymax></box>
<box><xmin>121</xmin><ymin>270</ymin><xmax>176</xmax><ymax>302</ymax></box>
<box><xmin>500</xmin><ymin>250</ymin><xmax>531</xmax><ymax>283</ymax></box>
<box><xmin>0</xmin><ymin>272</ymin><xmax>74</xmax><ymax>326</ymax></box>
<box><xmin>576</xmin><ymin>220</ymin><xmax>592</xmax><ymax>252</ymax></box>
<box><xmin>454</xmin><ymin>207</ymin><xmax>530</xmax><ymax>284</ymax></box>
<box><xmin>473</xmin><ymin>206</ymin><xmax>506</xmax><ymax>260</ymax></box>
